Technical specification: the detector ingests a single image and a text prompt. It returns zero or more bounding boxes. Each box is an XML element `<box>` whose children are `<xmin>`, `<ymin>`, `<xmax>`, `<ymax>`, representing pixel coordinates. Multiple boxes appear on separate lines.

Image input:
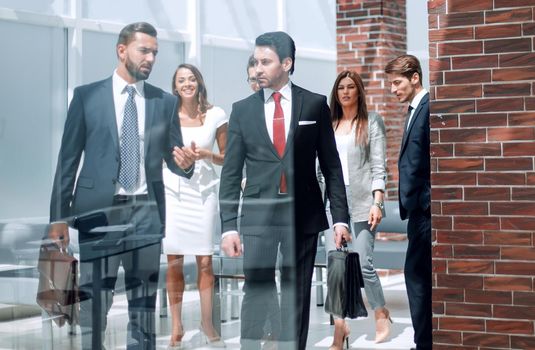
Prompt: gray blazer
<box><xmin>317</xmin><ymin>112</ymin><xmax>386</xmax><ymax>222</ymax></box>
<box><xmin>347</xmin><ymin>112</ymin><xmax>387</xmax><ymax>222</ymax></box>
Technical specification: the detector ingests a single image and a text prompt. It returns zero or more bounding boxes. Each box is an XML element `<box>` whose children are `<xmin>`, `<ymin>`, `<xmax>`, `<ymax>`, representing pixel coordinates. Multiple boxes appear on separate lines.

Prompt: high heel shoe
<box><xmin>167</xmin><ymin>325</ymin><xmax>185</xmax><ymax>349</ymax></box>
<box><xmin>329</xmin><ymin>322</ymin><xmax>350</xmax><ymax>350</ymax></box>
<box><xmin>167</xmin><ymin>342</ymin><xmax>184</xmax><ymax>350</ymax></box>
<box><xmin>375</xmin><ymin>307</ymin><xmax>393</xmax><ymax>343</ymax></box>
<box><xmin>199</xmin><ymin>324</ymin><xmax>226</xmax><ymax>348</ymax></box>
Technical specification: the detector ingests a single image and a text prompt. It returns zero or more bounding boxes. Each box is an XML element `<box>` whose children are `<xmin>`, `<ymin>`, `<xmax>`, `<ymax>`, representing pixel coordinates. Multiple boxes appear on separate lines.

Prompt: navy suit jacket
<box><xmin>398</xmin><ymin>92</ymin><xmax>431</xmax><ymax>220</ymax></box>
<box><xmin>50</xmin><ymin>77</ymin><xmax>190</xmax><ymax>232</ymax></box>
<box><xmin>219</xmin><ymin>84</ymin><xmax>349</xmax><ymax>236</ymax></box>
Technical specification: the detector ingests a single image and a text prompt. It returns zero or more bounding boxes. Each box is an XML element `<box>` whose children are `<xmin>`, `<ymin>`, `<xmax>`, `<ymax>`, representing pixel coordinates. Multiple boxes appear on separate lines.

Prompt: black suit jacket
<box><xmin>398</xmin><ymin>92</ymin><xmax>431</xmax><ymax>220</ymax></box>
<box><xmin>50</xmin><ymin>77</ymin><xmax>191</xmax><ymax>231</ymax></box>
<box><xmin>219</xmin><ymin>84</ymin><xmax>349</xmax><ymax>236</ymax></box>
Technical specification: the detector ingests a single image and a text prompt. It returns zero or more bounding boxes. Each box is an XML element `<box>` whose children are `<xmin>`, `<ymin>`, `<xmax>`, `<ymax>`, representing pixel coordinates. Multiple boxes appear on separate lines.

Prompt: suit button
<box><xmin>112</xmin><ymin>179</ymin><xmax>117</xmax><ymax>184</ymax></box>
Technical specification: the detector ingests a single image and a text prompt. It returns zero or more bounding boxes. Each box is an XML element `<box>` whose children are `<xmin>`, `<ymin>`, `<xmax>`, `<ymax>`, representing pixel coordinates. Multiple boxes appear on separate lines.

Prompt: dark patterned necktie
<box><xmin>404</xmin><ymin>105</ymin><xmax>414</xmax><ymax>130</ymax></box>
<box><xmin>118</xmin><ymin>85</ymin><xmax>140</xmax><ymax>192</ymax></box>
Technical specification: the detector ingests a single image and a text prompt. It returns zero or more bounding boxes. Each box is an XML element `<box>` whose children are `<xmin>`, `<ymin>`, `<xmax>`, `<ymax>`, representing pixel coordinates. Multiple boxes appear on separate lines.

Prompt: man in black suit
<box><xmin>48</xmin><ymin>22</ymin><xmax>195</xmax><ymax>349</ymax></box>
<box><xmin>219</xmin><ymin>32</ymin><xmax>350</xmax><ymax>350</ymax></box>
<box><xmin>385</xmin><ymin>55</ymin><xmax>431</xmax><ymax>350</ymax></box>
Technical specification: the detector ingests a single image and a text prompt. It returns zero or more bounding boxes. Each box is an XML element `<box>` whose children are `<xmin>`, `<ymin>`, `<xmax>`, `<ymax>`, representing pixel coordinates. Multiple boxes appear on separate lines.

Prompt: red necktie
<box><xmin>272</xmin><ymin>92</ymin><xmax>287</xmax><ymax>194</ymax></box>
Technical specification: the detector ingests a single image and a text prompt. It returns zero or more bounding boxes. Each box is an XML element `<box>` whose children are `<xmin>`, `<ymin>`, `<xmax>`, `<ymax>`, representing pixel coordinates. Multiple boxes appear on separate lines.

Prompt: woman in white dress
<box><xmin>163</xmin><ymin>64</ymin><xmax>228</xmax><ymax>349</ymax></box>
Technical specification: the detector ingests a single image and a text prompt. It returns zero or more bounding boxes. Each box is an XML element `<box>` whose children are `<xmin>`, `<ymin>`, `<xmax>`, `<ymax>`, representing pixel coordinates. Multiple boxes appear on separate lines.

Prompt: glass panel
<box><xmin>202</xmin><ymin>0</ymin><xmax>278</xmax><ymax>40</ymax></box>
<box><xmin>0</xmin><ymin>21</ymin><xmax>66</xmax><ymax>220</ymax></box>
<box><xmin>202</xmin><ymin>45</ymin><xmax>335</xmax><ymax>114</ymax></box>
<box><xmin>83</xmin><ymin>30</ymin><xmax>184</xmax><ymax>93</ymax></box>
<box><xmin>202</xmin><ymin>45</ymin><xmax>254</xmax><ymax>114</ymax></box>
<box><xmin>291</xmin><ymin>57</ymin><xmax>336</xmax><ymax>99</ymax></box>
<box><xmin>0</xmin><ymin>19</ymin><xmax>67</xmax><ymax>350</ymax></box>
<box><xmin>81</xmin><ymin>0</ymin><xmax>188</xmax><ymax>32</ymax></box>
<box><xmin>287</xmin><ymin>0</ymin><xmax>336</xmax><ymax>51</ymax></box>
<box><xmin>0</xmin><ymin>0</ymin><xmax>69</xmax><ymax>16</ymax></box>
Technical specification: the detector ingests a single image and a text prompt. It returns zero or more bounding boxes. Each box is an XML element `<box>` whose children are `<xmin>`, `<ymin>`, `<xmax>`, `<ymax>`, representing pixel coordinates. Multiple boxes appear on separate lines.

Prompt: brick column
<box><xmin>429</xmin><ymin>0</ymin><xmax>535</xmax><ymax>348</ymax></box>
<box><xmin>336</xmin><ymin>0</ymin><xmax>407</xmax><ymax>198</ymax></box>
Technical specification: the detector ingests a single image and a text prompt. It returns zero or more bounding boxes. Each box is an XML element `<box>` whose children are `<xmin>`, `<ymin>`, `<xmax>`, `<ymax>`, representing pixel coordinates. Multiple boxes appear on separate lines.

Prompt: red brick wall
<box><xmin>429</xmin><ymin>0</ymin><xmax>535</xmax><ymax>349</ymax></box>
<box><xmin>336</xmin><ymin>0</ymin><xmax>407</xmax><ymax>199</ymax></box>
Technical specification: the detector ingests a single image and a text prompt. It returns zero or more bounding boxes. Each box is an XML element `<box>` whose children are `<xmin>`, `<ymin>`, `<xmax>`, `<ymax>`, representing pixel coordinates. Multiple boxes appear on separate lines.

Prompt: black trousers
<box><xmin>404</xmin><ymin>208</ymin><xmax>432</xmax><ymax>350</ymax></box>
<box><xmin>240</xmin><ymin>230</ymin><xmax>318</xmax><ymax>350</ymax></box>
<box><xmin>78</xmin><ymin>196</ymin><xmax>161</xmax><ymax>350</ymax></box>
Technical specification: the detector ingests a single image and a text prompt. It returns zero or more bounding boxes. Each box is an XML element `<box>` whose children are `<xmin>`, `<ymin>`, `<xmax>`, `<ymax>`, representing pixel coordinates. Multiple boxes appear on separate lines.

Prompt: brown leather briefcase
<box><xmin>36</xmin><ymin>240</ymin><xmax>80</xmax><ymax>327</ymax></box>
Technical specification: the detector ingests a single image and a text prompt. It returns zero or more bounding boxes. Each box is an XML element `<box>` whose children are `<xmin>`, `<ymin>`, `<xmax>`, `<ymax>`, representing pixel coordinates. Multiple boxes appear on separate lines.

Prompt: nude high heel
<box><xmin>375</xmin><ymin>307</ymin><xmax>393</xmax><ymax>343</ymax></box>
<box><xmin>329</xmin><ymin>322</ymin><xmax>350</xmax><ymax>350</ymax></box>
<box><xmin>199</xmin><ymin>323</ymin><xmax>226</xmax><ymax>348</ymax></box>
<box><xmin>167</xmin><ymin>325</ymin><xmax>185</xmax><ymax>349</ymax></box>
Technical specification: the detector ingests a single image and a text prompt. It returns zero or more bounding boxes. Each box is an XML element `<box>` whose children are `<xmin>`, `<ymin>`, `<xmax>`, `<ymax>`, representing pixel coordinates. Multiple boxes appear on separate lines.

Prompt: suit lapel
<box><xmin>285</xmin><ymin>85</ymin><xmax>302</xmax><ymax>158</ymax></box>
<box><xmin>144</xmin><ymin>84</ymin><xmax>155</xmax><ymax>158</ymax></box>
<box><xmin>400</xmin><ymin>93</ymin><xmax>429</xmax><ymax>156</ymax></box>
<box><xmin>254</xmin><ymin>90</ymin><xmax>280</xmax><ymax>158</ymax></box>
<box><xmin>102</xmin><ymin>78</ymin><xmax>120</xmax><ymax>156</ymax></box>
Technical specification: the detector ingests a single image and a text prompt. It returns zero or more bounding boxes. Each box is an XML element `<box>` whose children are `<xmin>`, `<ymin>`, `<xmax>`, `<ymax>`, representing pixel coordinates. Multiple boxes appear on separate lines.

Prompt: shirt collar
<box><xmin>409</xmin><ymin>88</ymin><xmax>428</xmax><ymax>111</ymax></box>
<box><xmin>113</xmin><ymin>70</ymin><xmax>145</xmax><ymax>97</ymax></box>
<box><xmin>263</xmin><ymin>80</ymin><xmax>292</xmax><ymax>103</ymax></box>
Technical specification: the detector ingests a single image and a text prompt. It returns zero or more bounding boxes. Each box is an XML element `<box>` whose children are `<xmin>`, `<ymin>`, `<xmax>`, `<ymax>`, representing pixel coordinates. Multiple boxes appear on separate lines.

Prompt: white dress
<box><xmin>162</xmin><ymin>106</ymin><xmax>228</xmax><ymax>255</ymax></box>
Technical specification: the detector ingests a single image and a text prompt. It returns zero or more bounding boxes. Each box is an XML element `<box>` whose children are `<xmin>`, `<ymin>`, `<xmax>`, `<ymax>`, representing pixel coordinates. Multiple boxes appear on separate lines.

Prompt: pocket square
<box><xmin>298</xmin><ymin>120</ymin><xmax>316</xmax><ymax>125</ymax></box>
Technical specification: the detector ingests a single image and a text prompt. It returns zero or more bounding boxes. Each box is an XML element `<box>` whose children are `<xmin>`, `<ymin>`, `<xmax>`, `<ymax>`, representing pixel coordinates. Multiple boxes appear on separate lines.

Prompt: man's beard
<box><xmin>126</xmin><ymin>57</ymin><xmax>151</xmax><ymax>81</ymax></box>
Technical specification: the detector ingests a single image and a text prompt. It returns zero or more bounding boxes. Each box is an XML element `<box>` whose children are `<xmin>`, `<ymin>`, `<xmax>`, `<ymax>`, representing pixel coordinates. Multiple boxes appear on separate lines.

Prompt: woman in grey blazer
<box><xmin>323</xmin><ymin>70</ymin><xmax>392</xmax><ymax>349</ymax></box>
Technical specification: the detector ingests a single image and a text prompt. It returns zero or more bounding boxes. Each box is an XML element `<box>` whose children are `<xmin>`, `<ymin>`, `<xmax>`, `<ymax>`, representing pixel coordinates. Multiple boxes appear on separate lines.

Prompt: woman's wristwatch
<box><xmin>374</xmin><ymin>201</ymin><xmax>384</xmax><ymax>210</ymax></box>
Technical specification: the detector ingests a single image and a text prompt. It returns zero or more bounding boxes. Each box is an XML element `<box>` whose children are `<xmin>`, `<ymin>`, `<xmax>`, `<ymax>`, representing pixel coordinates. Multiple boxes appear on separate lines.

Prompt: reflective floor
<box><xmin>0</xmin><ymin>272</ymin><xmax>415</xmax><ymax>349</ymax></box>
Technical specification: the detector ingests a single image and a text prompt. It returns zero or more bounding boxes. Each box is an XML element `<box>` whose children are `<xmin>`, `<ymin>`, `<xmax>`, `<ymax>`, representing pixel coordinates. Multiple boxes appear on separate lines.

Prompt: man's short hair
<box><xmin>385</xmin><ymin>54</ymin><xmax>423</xmax><ymax>83</ymax></box>
<box><xmin>117</xmin><ymin>22</ymin><xmax>157</xmax><ymax>47</ymax></box>
<box><xmin>255</xmin><ymin>31</ymin><xmax>296</xmax><ymax>75</ymax></box>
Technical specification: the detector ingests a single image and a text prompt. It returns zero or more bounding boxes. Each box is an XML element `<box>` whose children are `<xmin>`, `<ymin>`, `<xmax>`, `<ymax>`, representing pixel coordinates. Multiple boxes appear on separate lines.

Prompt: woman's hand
<box><xmin>368</xmin><ymin>205</ymin><xmax>383</xmax><ymax>231</ymax></box>
<box><xmin>194</xmin><ymin>147</ymin><xmax>212</xmax><ymax>161</ymax></box>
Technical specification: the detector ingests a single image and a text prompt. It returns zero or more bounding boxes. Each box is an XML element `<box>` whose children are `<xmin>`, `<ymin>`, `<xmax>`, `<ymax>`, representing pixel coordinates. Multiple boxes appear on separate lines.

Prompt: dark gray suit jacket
<box><xmin>219</xmin><ymin>84</ymin><xmax>349</xmax><ymax>236</ymax></box>
<box><xmin>50</xmin><ymin>77</ymin><xmax>191</xmax><ymax>233</ymax></box>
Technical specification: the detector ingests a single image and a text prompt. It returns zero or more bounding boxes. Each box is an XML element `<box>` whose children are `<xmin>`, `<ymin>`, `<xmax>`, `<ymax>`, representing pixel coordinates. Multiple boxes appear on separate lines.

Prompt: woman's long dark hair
<box><xmin>329</xmin><ymin>70</ymin><xmax>369</xmax><ymax>147</ymax></box>
<box><xmin>172</xmin><ymin>63</ymin><xmax>213</xmax><ymax>115</ymax></box>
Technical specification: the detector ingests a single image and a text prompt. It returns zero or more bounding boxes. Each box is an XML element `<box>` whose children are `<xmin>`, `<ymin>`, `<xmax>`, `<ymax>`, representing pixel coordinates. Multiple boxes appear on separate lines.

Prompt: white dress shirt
<box><xmin>112</xmin><ymin>70</ymin><xmax>147</xmax><ymax>195</ymax></box>
<box><xmin>263</xmin><ymin>82</ymin><xmax>292</xmax><ymax>142</ymax></box>
<box><xmin>407</xmin><ymin>88</ymin><xmax>428</xmax><ymax>130</ymax></box>
<box><xmin>221</xmin><ymin>80</ymin><xmax>348</xmax><ymax>240</ymax></box>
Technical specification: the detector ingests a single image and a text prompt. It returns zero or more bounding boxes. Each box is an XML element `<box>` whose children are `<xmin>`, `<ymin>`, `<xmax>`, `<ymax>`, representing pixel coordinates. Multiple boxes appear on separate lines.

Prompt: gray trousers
<box><xmin>324</xmin><ymin>191</ymin><xmax>386</xmax><ymax>311</ymax></box>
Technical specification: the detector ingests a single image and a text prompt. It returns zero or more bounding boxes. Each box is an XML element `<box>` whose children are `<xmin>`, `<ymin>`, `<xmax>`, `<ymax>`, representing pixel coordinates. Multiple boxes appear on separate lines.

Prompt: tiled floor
<box><xmin>0</xmin><ymin>272</ymin><xmax>415</xmax><ymax>349</ymax></box>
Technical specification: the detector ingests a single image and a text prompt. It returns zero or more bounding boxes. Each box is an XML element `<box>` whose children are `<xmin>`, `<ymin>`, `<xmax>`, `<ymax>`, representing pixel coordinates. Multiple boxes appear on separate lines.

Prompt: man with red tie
<box><xmin>219</xmin><ymin>31</ymin><xmax>350</xmax><ymax>350</ymax></box>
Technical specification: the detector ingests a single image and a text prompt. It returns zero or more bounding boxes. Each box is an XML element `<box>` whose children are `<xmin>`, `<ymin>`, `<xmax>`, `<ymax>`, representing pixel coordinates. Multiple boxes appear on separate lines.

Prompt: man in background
<box><xmin>247</xmin><ymin>54</ymin><xmax>261</xmax><ymax>92</ymax></box>
<box><xmin>385</xmin><ymin>54</ymin><xmax>431</xmax><ymax>350</ymax></box>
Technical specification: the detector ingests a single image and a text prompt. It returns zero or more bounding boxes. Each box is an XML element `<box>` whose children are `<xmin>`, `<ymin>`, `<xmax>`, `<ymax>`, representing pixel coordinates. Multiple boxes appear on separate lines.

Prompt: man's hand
<box><xmin>221</xmin><ymin>234</ymin><xmax>242</xmax><ymax>257</ymax></box>
<box><xmin>334</xmin><ymin>225</ymin><xmax>351</xmax><ymax>250</ymax></box>
<box><xmin>48</xmin><ymin>222</ymin><xmax>70</xmax><ymax>249</ymax></box>
<box><xmin>173</xmin><ymin>141</ymin><xmax>197</xmax><ymax>170</ymax></box>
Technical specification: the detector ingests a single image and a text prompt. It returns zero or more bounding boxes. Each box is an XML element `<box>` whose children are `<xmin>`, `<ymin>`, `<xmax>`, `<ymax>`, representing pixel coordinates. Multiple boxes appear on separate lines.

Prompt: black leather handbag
<box><xmin>324</xmin><ymin>243</ymin><xmax>368</xmax><ymax>319</ymax></box>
